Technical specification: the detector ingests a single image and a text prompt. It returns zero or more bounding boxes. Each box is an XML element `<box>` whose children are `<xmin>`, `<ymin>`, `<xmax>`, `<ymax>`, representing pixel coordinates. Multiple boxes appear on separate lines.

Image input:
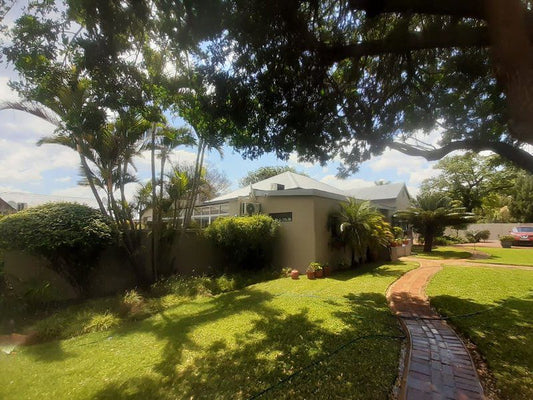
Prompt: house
<box><xmin>0</xmin><ymin>197</ymin><xmax>16</xmax><ymax>216</ymax></box>
<box><xmin>346</xmin><ymin>182</ymin><xmax>411</xmax><ymax>220</ymax></box>
<box><xmin>201</xmin><ymin>172</ymin><xmax>411</xmax><ymax>272</ymax></box>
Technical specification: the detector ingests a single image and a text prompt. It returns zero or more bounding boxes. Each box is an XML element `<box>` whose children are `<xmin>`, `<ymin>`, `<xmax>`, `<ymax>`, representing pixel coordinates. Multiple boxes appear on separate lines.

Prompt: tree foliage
<box><xmin>395</xmin><ymin>193</ymin><xmax>476</xmax><ymax>252</ymax></box>
<box><xmin>420</xmin><ymin>153</ymin><xmax>520</xmax><ymax>213</ymax></box>
<box><xmin>0</xmin><ymin>203</ymin><xmax>116</xmax><ymax>294</ymax></box>
<box><xmin>239</xmin><ymin>166</ymin><xmax>305</xmax><ymax>187</ymax></box>
<box><xmin>509</xmin><ymin>174</ymin><xmax>533</xmax><ymax>222</ymax></box>
<box><xmin>204</xmin><ymin>215</ymin><xmax>280</xmax><ymax>271</ymax></box>
<box><xmin>189</xmin><ymin>0</ymin><xmax>533</xmax><ymax>175</ymax></box>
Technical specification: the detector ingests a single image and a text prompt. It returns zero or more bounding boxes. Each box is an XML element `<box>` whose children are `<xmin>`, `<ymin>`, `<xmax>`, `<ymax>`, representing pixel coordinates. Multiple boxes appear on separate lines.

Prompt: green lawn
<box><xmin>427</xmin><ymin>266</ymin><xmax>533</xmax><ymax>400</ymax></box>
<box><xmin>0</xmin><ymin>262</ymin><xmax>414</xmax><ymax>400</ymax></box>
<box><xmin>464</xmin><ymin>246</ymin><xmax>533</xmax><ymax>266</ymax></box>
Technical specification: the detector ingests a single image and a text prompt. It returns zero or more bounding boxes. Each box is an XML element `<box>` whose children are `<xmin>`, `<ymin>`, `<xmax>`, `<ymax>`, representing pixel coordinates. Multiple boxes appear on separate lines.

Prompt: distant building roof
<box><xmin>204</xmin><ymin>171</ymin><xmax>348</xmax><ymax>204</ymax></box>
<box><xmin>345</xmin><ymin>182</ymin><xmax>410</xmax><ymax>201</ymax></box>
<box><xmin>0</xmin><ymin>191</ymin><xmax>99</xmax><ymax>209</ymax></box>
<box><xmin>0</xmin><ymin>197</ymin><xmax>16</xmax><ymax>212</ymax></box>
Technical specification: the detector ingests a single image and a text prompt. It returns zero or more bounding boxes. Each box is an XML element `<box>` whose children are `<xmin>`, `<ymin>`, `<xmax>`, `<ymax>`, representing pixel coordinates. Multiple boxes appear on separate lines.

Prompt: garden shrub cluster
<box><xmin>465</xmin><ymin>229</ymin><xmax>491</xmax><ymax>243</ymax></box>
<box><xmin>0</xmin><ymin>203</ymin><xmax>116</xmax><ymax>295</ymax></box>
<box><xmin>433</xmin><ymin>235</ymin><xmax>467</xmax><ymax>245</ymax></box>
<box><xmin>204</xmin><ymin>214</ymin><xmax>280</xmax><ymax>270</ymax></box>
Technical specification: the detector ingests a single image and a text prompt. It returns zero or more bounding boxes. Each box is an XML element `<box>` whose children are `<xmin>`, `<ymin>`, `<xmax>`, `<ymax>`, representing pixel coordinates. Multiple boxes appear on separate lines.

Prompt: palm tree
<box><xmin>336</xmin><ymin>199</ymin><xmax>393</xmax><ymax>267</ymax></box>
<box><xmin>394</xmin><ymin>192</ymin><xmax>476</xmax><ymax>252</ymax></box>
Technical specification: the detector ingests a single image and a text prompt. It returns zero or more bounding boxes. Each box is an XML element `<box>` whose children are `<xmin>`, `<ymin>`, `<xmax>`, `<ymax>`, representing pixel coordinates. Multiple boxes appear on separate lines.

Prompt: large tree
<box><xmin>420</xmin><ymin>153</ymin><xmax>520</xmax><ymax>213</ymax></box>
<box><xmin>191</xmin><ymin>0</ymin><xmax>533</xmax><ymax>175</ymax></box>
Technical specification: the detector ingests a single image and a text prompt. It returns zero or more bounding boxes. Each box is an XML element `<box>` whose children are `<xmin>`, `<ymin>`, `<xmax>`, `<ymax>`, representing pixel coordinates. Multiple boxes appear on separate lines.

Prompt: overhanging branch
<box><xmin>348</xmin><ymin>0</ymin><xmax>485</xmax><ymax>19</ymax></box>
<box><xmin>389</xmin><ymin>140</ymin><xmax>533</xmax><ymax>173</ymax></box>
<box><xmin>321</xmin><ymin>25</ymin><xmax>490</xmax><ymax>63</ymax></box>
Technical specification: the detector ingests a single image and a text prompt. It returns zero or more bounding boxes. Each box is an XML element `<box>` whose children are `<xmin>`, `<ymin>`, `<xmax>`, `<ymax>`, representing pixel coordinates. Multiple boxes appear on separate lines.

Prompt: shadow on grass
<box><xmin>415</xmin><ymin>249</ymin><xmax>472</xmax><ymax>260</ymax></box>
<box><xmin>19</xmin><ymin>339</ymin><xmax>75</xmax><ymax>362</ymax></box>
<box><xmin>328</xmin><ymin>261</ymin><xmax>411</xmax><ymax>281</ymax></box>
<box><xmin>91</xmin><ymin>289</ymin><xmax>403</xmax><ymax>400</ymax></box>
<box><xmin>430</xmin><ymin>294</ymin><xmax>533</xmax><ymax>399</ymax></box>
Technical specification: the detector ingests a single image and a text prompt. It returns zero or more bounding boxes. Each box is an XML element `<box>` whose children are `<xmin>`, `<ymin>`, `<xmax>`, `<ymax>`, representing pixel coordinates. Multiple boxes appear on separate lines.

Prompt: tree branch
<box><xmin>348</xmin><ymin>0</ymin><xmax>485</xmax><ymax>19</ymax></box>
<box><xmin>321</xmin><ymin>25</ymin><xmax>489</xmax><ymax>63</ymax></box>
<box><xmin>389</xmin><ymin>140</ymin><xmax>533</xmax><ymax>173</ymax></box>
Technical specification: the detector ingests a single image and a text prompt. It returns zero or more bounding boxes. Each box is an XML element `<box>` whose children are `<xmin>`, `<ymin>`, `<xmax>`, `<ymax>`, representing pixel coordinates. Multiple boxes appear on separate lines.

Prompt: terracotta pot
<box><xmin>402</xmin><ymin>239</ymin><xmax>410</xmax><ymax>245</ymax></box>
<box><xmin>306</xmin><ymin>271</ymin><xmax>315</xmax><ymax>280</ymax></box>
<box><xmin>315</xmin><ymin>269</ymin><xmax>324</xmax><ymax>278</ymax></box>
<box><xmin>323</xmin><ymin>266</ymin><xmax>331</xmax><ymax>276</ymax></box>
<box><xmin>290</xmin><ymin>270</ymin><xmax>300</xmax><ymax>279</ymax></box>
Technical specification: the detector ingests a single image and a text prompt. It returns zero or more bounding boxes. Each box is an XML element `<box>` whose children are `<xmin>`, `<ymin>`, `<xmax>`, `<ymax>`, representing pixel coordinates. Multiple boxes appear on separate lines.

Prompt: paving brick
<box><xmin>387</xmin><ymin>259</ymin><xmax>485</xmax><ymax>400</ymax></box>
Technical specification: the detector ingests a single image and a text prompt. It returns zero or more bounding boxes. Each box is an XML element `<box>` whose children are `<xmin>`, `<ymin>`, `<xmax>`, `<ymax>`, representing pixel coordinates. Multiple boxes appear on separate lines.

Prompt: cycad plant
<box><xmin>394</xmin><ymin>192</ymin><xmax>476</xmax><ymax>252</ymax></box>
<box><xmin>336</xmin><ymin>199</ymin><xmax>393</xmax><ymax>267</ymax></box>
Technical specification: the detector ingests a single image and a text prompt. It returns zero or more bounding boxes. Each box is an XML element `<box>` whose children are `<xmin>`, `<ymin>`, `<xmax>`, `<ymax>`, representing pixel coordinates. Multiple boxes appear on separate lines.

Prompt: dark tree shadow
<box><xmin>92</xmin><ymin>288</ymin><xmax>404</xmax><ymax>400</ymax></box>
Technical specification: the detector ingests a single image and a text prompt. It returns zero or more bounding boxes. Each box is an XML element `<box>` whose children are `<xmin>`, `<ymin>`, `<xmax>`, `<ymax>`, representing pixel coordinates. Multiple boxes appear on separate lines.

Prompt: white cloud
<box><xmin>0</xmin><ymin>76</ymin><xmax>22</xmax><ymax>103</ymax></box>
<box><xmin>288</xmin><ymin>152</ymin><xmax>314</xmax><ymax>169</ymax></box>
<box><xmin>133</xmin><ymin>149</ymin><xmax>198</xmax><ymax>173</ymax></box>
<box><xmin>54</xmin><ymin>176</ymin><xmax>72</xmax><ymax>183</ymax></box>
<box><xmin>50</xmin><ymin>186</ymin><xmax>96</xmax><ymax>199</ymax></box>
<box><xmin>0</xmin><ymin>139</ymin><xmax>79</xmax><ymax>183</ymax></box>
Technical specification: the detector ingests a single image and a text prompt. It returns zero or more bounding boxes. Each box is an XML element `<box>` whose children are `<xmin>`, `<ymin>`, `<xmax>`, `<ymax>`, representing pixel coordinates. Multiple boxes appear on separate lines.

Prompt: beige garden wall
<box><xmin>445</xmin><ymin>223</ymin><xmax>533</xmax><ymax>240</ymax></box>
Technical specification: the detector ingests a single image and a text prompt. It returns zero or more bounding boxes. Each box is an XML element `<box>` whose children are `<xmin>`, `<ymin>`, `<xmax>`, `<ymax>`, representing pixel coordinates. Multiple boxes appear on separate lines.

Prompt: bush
<box><xmin>465</xmin><ymin>230</ymin><xmax>491</xmax><ymax>243</ymax></box>
<box><xmin>433</xmin><ymin>235</ymin><xmax>467</xmax><ymax>245</ymax></box>
<box><xmin>204</xmin><ymin>214</ymin><xmax>280</xmax><ymax>270</ymax></box>
<box><xmin>0</xmin><ymin>203</ymin><xmax>116</xmax><ymax>295</ymax></box>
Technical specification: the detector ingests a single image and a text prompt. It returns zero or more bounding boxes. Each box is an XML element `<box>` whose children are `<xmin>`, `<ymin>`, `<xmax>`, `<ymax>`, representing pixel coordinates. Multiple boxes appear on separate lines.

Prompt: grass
<box><xmin>463</xmin><ymin>246</ymin><xmax>533</xmax><ymax>267</ymax></box>
<box><xmin>0</xmin><ymin>262</ymin><xmax>415</xmax><ymax>400</ymax></box>
<box><xmin>427</xmin><ymin>266</ymin><xmax>533</xmax><ymax>400</ymax></box>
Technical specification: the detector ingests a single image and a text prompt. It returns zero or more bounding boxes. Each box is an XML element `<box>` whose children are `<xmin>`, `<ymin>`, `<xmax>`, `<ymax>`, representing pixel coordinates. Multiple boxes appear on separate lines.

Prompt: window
<box><xmin>269</xmin><ymin>212</ymin><xmax>292</xmax><ymax>222</ymax></box>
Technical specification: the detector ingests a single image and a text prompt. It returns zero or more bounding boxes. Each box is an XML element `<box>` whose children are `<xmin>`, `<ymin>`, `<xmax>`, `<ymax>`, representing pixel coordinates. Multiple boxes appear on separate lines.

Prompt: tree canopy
<box><xmin>420</xmin><ymin>153</ymin><xmax>520</xmax><ymax>213</ymax></box>
<box><xmin>193</xmin><ymin>0</ymin><xmax>533</xmax><ymax>175</ymax></box>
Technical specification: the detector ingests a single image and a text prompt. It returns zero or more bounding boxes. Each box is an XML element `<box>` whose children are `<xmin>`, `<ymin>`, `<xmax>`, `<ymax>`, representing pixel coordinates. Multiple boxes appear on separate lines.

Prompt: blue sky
<box><xmin>0</xmin><ymin>62</ymin><xmax>443</xmax><ymax>203</ymax></box>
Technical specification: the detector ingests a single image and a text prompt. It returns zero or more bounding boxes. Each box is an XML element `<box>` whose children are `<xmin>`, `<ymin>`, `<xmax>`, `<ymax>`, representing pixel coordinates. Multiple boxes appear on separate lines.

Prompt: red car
<box><xmin>510</xmin><ymin>227</ymin><xmax>533</xmax><ymax>245</ymax></box>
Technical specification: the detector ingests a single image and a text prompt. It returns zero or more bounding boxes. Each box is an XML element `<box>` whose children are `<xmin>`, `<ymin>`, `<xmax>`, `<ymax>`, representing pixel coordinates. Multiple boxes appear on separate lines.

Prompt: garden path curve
<box><xmin>387</xmin><ymin>257</ymin><xmax>485</xmax><ymax>400</ymax></box>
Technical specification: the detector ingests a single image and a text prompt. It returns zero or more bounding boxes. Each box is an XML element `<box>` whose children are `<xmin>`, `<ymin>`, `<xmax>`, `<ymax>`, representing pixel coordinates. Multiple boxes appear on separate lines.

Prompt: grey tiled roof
<box><xmin>345</xmin><ymin>182</ymin><xmax>409</xmax><ymax>201</ymax></box>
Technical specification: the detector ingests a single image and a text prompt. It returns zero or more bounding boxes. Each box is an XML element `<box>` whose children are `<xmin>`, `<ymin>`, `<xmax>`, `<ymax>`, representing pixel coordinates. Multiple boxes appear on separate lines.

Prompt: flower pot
<box><xmin>500</xmin><ymin>240</ymin><xmax>513</xmax><ymax>248</ymax></box>
<box><xmin>315</xmin><ymin>269</ymin><xmax>324</xmax><ymax>278</ymax></box>
<box><xmin>402</xmin><ymin>239</ymin><xmax>410</xmax><ymax>245</ymax></box>
<box><xmin>290</xmin><ymin>270</ymin><xmax>300</xmax><ymax>279</ymax></box>
<box><xmin>306</xmin><ymin>271</ymin><xmax>315</xmax><ymax>280</ymax></box>
<box><xmin>323</xmin><ymin>266</ymin><xmax>331</xmax><ymax>276</ymax></box>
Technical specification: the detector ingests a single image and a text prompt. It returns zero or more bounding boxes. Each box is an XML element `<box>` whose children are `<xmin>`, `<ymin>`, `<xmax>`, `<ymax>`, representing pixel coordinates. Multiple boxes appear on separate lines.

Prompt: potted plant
<box><xmin>499</xmin><ymin>235</ymin><xmax>515</xmax><ymax>248</ymax></box>
<box><xmin>314</xmin><ymin>263</ymin><xmax>324</xmax><ymax>278</ymax></box>
<box><xmin>306</xmin><ymin>263</ymin><xmax>317</xmax><ymax>279</ymax></box>
<box><xmin>290</xmin><ymin>269</ymin><xmax>300</xmax><ymax>279</ymax></box>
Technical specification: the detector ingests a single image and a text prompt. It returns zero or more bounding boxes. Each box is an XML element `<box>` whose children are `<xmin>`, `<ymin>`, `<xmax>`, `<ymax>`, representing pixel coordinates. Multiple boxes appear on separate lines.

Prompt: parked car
<box><xmin>510</xmin><ymin>227</ymin><xmax>533</xmax><ymax>245</ymax></box>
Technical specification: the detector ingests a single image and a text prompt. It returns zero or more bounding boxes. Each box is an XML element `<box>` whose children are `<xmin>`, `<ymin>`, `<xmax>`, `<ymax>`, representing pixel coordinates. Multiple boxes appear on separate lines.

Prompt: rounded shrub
<box><xmin>0</xmin><ymin>202</ymin><xmax>116</xmax><ymax>295</ymax></box>
<box><xmin>205</xmin><ymin>214</ymin><xmax>280</xmax><ymax>271</ymax></box>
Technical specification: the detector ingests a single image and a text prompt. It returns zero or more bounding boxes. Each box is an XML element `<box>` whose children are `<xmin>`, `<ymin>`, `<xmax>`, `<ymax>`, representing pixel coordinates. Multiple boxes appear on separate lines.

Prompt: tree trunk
<box><xmin>486</xmin><ymin>0</ymin><xmax>533</xmax><ymax>146</ymax></box>
<box><xmin>150</xmin><ymin>123</ymin><xmax>159</xmax><ymax>282</ymax></box>
<box><xmin>423</xmin><ymin>229</ymin><xmax>434</xmax><ymax>252</ymax></box>
<box><xmin>76</xmin><ymin>145</ymin><xmax>108</xmax><ymax>216</ymax></box>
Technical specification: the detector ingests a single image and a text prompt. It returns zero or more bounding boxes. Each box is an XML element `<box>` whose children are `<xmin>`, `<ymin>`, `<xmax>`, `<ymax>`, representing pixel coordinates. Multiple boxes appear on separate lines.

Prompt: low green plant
<box><xmin>307</xmin><ymin>262</ymin><xmax>321</xmax><ymax>272</ymax></box>
<box><xmin>392</xmin><ymin>226</ymin><xmax>404</xmax><ymax>239</ymax></box>
<box><xmin>499</xmin><ymin>235</ymin><xmax>515</xmax><ymax>242</ymax></box>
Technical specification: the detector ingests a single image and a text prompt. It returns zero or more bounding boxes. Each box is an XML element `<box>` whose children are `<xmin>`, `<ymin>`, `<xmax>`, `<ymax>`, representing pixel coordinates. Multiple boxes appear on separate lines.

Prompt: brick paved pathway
<box><xmin>387</xmin><ymin>258</ymin><xmax>485</xmax><ymax>400</ymax></box>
